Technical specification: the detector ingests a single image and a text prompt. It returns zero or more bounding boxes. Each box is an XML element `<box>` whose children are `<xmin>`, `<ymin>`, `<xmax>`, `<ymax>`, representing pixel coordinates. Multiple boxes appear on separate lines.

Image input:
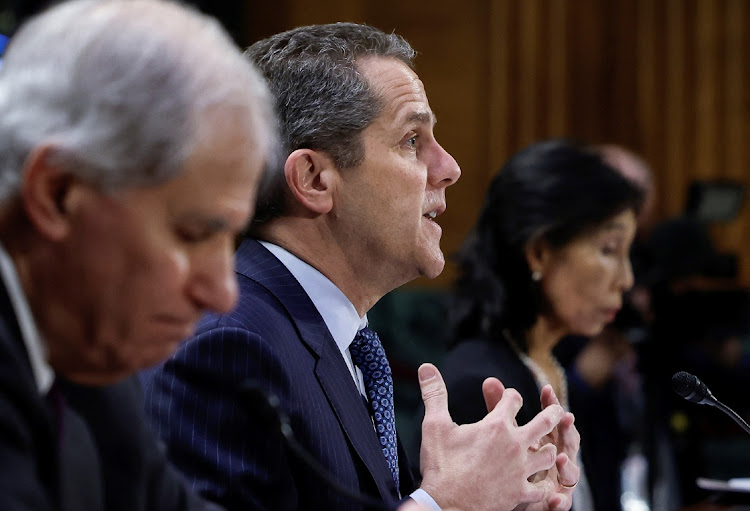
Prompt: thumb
<box><xmin>418</xmin><ymin>363</ymin><xmax>449</xmax><ymax>421</ymax></box>
<box><xmin>482</xmin><ymin>377</ymin><xmax>506</xmax><ymax>412</ymax></box>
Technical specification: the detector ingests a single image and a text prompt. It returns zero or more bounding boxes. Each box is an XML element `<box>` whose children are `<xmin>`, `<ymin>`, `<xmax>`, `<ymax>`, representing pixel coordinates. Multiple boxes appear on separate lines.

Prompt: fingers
<box><xmin>519</xmin><ymin>401</ymin><xmax>563</xmax><ymax>442</ymax></box>
<box><xmin>558</xmin><ymin>411</ymin><xmax>577</xmax><ymax>439</ymax></box>
<box><xmin>481</xmin><ymin>377</ymin><xmax>505</xmax><ymax>412</ymax></box>
<box><xmin>528</xmin><ymin>442</ymin><xmax>557</xmax><ymax>474</ymax></box>
<box><xmin>525</xmin><ymin>453</ymin><xmax>577</xmax><ymax>511</ymax></box>
<box><xmin>556</xmin><ymin>453</ymin><xmax>581</xmax><ymax>491</ymax></box>
<box><xmin>418</xmin><ymin>363</ymin><xmax>449</xmax><ymax>423</ymax></box>
<box><xmin>520</xmin><ymin>471</ymin><xmax>556</xmax><ymax>504</ymax></box>
<box><xmin>540</xmin><ymin>384</ymin><xmax>559</xmax><ymax>408</ymax></box>
<box><xmin>557</xmin><ymin>412</ymin><xmax>580</xmax><ymax>456</ymax></box>
<box><xmin>540</xmin><ymin>384</ymin><xmax>580</xmax><ymax>456</ymax></box>
<box><xmin>546</xmin><ymin>491</ymin><xmax>571</xmax><ymax>511</ymax></box>
<box><xmin>487</xmin><ymin>385</ymin><xmax>524</xmax><ymax>423</ymax></box>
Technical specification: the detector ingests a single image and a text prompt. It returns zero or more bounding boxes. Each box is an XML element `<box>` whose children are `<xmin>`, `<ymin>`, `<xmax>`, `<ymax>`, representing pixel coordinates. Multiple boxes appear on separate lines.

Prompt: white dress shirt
<box><xmin>0</xmin><ymin>242</ymin><xmax>54</xmax><ymax>394</ymax></box>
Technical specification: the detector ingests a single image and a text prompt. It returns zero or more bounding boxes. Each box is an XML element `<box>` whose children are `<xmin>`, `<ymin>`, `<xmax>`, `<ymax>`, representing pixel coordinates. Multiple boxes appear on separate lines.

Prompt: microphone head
<box><xmin>672</xmin><ymin>371</ymin><xmax>714</xmax><ymax>405</ymax></box>
<box><xmin>671</xmin><ymin>371</ymin><xmax>696</xmax><ymax>397</ymax></box>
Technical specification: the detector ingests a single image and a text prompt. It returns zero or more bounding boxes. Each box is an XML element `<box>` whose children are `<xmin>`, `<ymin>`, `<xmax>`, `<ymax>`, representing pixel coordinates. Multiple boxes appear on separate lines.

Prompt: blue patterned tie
<box><xmin>349</xmin><ymin>326</ymin><xmax>399</xmax><ymax>492</ymax></box>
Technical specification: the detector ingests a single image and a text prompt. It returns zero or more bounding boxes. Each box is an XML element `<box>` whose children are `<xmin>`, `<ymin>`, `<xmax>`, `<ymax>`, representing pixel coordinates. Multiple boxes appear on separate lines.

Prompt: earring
<box><xmin>531</xmin><ymin>270</ymin><xmax>542</xmax><ymax>282</ymax></box>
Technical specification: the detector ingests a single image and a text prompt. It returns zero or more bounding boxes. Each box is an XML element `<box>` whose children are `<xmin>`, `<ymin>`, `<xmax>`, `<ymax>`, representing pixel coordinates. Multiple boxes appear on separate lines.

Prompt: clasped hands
<box><xmin>417</xmin><ymin>363</ymin><xmax>581</xmax><ymax>511</ymax></box>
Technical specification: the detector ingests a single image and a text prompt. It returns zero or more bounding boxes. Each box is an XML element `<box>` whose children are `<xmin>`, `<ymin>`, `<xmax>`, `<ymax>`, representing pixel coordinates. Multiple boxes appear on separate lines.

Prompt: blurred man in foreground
<box><xmin>0</xmin><ymin>1</ymin><xmax>274</xmax><ymax>509</ymax></box>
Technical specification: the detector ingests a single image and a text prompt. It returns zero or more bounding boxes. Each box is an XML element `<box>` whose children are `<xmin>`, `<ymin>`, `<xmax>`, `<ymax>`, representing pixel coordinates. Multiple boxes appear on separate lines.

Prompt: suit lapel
<box><xmin>235</xmin><ymin>239</ymin><xmax>399</xmax><ymax>501</ymax></box>
<box><xmin>314</xmin><ymin>341</ymin><xmax>400</xmax><ymax>501</ymax></box>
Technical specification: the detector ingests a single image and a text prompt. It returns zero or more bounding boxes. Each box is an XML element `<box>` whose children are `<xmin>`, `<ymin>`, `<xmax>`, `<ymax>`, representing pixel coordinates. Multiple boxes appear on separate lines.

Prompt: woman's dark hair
<box><xmin>450</xmin><ymin>139</ymin><xmax>645</xmax><ymax>347</ymax></box>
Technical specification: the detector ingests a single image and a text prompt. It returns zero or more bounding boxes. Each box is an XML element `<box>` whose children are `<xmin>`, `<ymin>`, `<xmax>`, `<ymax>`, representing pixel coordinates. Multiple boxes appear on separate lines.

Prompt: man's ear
<box><xmin>21</xmin><ymin>145</ymin><xmax>80</xmax><ymax>240</ymax></box>
<box><xmin>284</xmin><ymin>149</ymin><xmax>337</xmax><ymax>214</ymax></box>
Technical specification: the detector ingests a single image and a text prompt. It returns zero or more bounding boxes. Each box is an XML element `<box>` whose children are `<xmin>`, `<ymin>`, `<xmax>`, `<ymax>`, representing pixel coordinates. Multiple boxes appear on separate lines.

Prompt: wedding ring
<box><xmin>560</xmin><ymin>479</ymin><xmax>578</xmax><ymax>490</ymax></box>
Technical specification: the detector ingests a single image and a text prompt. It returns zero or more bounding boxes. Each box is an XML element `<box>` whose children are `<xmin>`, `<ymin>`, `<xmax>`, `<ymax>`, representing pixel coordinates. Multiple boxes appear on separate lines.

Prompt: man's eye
<box><xmin>177</xmin><ymin>227</ymin><xmax>210</xmax><ymax>243</ymax></box>
<box><xmin>602</xmin><ymin>243</ymin><xmax>620</xmax><ymax>255</ymax></box>
<box><xmin>405</xmin><ymin>135</ymin><xmax>417</xmax><ymax>149</ymax></box>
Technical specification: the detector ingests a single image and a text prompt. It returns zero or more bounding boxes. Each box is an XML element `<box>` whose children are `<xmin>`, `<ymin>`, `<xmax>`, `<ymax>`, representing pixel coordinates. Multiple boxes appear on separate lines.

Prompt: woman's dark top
<box><xmin>442</xmin><ymin>336</ymin><xmax>624</xmax><ymax>511</ymax></box>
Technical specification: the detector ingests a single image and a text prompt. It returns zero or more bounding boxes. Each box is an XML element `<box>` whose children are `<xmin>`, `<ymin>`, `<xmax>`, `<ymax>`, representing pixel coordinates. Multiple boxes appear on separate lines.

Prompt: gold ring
<box><xmin>560</xmin><ymin>480</ymin><xmax>578</xmax><ymax>490</ymax></box>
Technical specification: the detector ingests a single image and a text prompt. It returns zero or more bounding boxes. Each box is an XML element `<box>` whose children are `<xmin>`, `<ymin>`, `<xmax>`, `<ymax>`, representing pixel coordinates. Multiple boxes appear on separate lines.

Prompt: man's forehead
<box><xmin>358</xmin><ymin>58</ymin><xmax>435</xmax><ymax>129</ymax></box>
<box><xmin>358</xmin><ymin>56</ymin><xmax>422</xmax><ymax>95</ymax></box>
<box><xmin>383</xmin><ymin>97</ymin><xmax>435</xmax><ymax>134</ymax></box>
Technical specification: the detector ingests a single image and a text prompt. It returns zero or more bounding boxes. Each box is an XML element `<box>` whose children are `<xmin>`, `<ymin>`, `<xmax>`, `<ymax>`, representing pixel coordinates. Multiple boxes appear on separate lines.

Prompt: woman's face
<box><xmin>533</xmin><ymin>209</ymin><xmax>638</xmax><ymax>337</ymax></box>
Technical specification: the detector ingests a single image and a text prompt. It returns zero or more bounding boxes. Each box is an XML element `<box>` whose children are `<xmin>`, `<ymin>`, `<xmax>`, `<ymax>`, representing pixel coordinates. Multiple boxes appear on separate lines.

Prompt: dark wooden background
<box><xmin>233</xmin><ymin>0</ymin><xmax>750</xmax><ymax>289</ymax></box>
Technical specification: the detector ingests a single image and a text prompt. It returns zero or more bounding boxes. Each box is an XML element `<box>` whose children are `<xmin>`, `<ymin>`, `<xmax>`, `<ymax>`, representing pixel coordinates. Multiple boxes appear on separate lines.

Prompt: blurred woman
<box><xmin>442</xmin><ymin>139</ymin><xmax>644</xmax><ymax>511</ymax></box>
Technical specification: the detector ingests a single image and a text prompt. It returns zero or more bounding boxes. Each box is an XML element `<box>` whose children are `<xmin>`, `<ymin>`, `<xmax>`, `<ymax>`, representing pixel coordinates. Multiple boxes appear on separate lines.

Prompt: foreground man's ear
<box><xmin>21</xmin><ymin>145</ymin><xmax>82</xmax><ymax>241</ymax></box>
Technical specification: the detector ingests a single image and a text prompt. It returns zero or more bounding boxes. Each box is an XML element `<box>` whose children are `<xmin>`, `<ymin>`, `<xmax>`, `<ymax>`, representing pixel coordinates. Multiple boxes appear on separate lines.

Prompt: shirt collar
<box><xmin>0</xmin><ymin>242</ymin><xmax>54</xmax><ymax>394</ymax></box>
<box><xmin>259</xmin><ymin>241</ymin><xmax>366</xmax><ymax>352</ymax></box>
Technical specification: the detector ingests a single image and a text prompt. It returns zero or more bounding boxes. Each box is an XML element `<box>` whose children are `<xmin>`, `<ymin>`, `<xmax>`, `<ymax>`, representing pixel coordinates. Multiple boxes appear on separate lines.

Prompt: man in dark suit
<box><xmin>144</xmin><ymin>23</ymin><xmax>581</xmax><ymax>511</ymax></box>
<box><xmin>0</xmin><ymin>1</ymin><xmax>275</xmax><ymax>510</ymax></box>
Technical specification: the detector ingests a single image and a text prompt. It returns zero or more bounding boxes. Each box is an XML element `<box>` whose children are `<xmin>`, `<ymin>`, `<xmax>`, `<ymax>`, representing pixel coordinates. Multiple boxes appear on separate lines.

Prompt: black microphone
<box><xmin>240</xmin><ymin>381</ymin><xmax>396</xmax><ymax>511</ymax></box>
<box><xmin>671</xmin><ymin>371</ymin><xmax>750</xmax><ymax>435</ymax></box>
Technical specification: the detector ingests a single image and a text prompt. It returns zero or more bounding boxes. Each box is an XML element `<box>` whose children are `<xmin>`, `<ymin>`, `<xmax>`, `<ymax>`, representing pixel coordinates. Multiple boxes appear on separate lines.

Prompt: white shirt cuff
<box><xmin>409</xmin><ymin>488</ymin><xmax>442</xmax><ymax>511</ymax></box>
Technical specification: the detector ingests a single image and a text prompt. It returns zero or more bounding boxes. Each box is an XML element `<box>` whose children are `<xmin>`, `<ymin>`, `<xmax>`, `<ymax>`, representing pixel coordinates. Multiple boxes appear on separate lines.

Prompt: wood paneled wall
<box><xmin>242</xmin><ymin>0</ymin><xmax>750</xmax><ymax>287</ymax></box>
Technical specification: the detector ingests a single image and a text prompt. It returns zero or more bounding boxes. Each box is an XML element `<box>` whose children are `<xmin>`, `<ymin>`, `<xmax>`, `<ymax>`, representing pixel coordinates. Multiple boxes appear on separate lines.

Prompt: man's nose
<box><xmin>188</xmin><ymin>244</ymin><xmax>239</xmax><ymax>314</ymax></box>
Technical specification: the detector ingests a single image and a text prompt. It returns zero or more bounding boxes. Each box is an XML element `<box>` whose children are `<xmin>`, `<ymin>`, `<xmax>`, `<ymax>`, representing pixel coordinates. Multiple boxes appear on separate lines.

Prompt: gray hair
<box><xmin>245</xmin><ymin>22</ymin><xmax>416</xmax><ymax>225</ymax></box>
<box><xmin>0</xmin><ymin>0</ymin><xmax>276</xmax><ymax>204</ymax></box>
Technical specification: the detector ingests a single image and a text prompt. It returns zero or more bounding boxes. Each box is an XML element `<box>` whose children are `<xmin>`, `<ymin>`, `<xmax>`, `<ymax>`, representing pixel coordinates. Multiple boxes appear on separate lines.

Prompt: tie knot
<box><xmin>349</xmin><ymin>327</ymin><xmax>389</xmax><ymax>382</ymax></box>
<box><xmin>350</xmin><ymin>326</ymin><xmax>382</xmax><ymax>355</ymax></box>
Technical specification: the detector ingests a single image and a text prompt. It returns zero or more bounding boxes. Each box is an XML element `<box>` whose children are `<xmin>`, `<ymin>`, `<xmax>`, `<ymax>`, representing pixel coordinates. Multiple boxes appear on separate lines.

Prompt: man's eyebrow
<box><xmin>180</xmin><ymin>214</ymin><xmax>232</xmax><ymax>232</ymax></box>
<box><xmin>405</xmin><ymin>111</ymin><xmax>436</xmax><ymax>126</ymax></box>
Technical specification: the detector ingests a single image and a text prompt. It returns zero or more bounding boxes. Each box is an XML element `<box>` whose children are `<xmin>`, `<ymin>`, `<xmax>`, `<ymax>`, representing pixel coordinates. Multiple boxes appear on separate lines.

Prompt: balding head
<box><xmin>598</xmin><ymin>144</ymin><xmax>655</xmax><ymax>233</ymax></box>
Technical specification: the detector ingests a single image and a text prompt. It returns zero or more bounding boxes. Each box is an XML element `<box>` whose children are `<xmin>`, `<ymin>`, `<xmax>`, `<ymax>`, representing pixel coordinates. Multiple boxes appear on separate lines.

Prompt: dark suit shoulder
<box><xmin>62</xmin><ymin>377</ymin><xmax>217</xmax><ymax>511</ymax></box>
<box><xmin>442</xmin><ymin>336</ymin><xmax>542</xmax><ymax>426</ymax></box>
<box><xmin>142</xmin><ymin>283</ymin><xmax>311</xmax><ymax>510</ymax></box>
<box><xmin>442</xmin><ymin>337</ymin><xmax>523</xmax><ymax>386</ymax></box>
<box><xmin>194</xmin><ymin>275</ymin><xmax>290</xmax><ymax>333</ymax></box>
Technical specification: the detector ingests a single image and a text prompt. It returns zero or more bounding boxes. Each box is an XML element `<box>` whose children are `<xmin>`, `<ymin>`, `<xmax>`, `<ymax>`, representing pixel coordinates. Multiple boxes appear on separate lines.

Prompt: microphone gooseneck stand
<box><xmin>241</xmin><ymin>381</ymin><xmax>397</xmax><ymax>511</ymax></box>
<box><xmin>671</xmin><ymin>370</ymin><xmax>750</xmax><ymax>436</ymax></box>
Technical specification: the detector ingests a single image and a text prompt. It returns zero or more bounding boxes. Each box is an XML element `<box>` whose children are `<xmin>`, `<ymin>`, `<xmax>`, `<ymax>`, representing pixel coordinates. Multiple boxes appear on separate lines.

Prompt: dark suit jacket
<box><xmin>143</xmin><ymin>238</ymin><xmax>416</xmax><ymax>511</ymax></box>
<box><xmin>0</xmin><ymin>279</ymin><xmax>216</xmax><ymax>511</ymax></box>
<box><xmin>442</xmin><ymin>338</ymin><xmax>542</xmax><ymax>427</ymax></box>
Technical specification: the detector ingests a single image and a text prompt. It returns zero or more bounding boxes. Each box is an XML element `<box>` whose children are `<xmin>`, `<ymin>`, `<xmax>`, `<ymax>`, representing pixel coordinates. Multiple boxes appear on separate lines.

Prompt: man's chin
<box><xmin>61</xmin><ymin>367</ymin><xmax>133</xmax><ymax>386</ymax></box>
<box><xmin>420</xmin><ymin>257</ymin><xmax>445</xmax><ymax>280</ymax></box>
<box><xmin>58</xmin><ymin>344</ymin><xmax>178</xmax><ymax>386</ymax></box>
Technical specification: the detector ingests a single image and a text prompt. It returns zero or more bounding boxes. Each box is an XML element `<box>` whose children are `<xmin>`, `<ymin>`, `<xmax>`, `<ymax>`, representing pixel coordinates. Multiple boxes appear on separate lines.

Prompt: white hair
<box><xmin>0</xmin><ymin>0</ymin><xmax>276</xmax><ymax>203</ymax></box>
